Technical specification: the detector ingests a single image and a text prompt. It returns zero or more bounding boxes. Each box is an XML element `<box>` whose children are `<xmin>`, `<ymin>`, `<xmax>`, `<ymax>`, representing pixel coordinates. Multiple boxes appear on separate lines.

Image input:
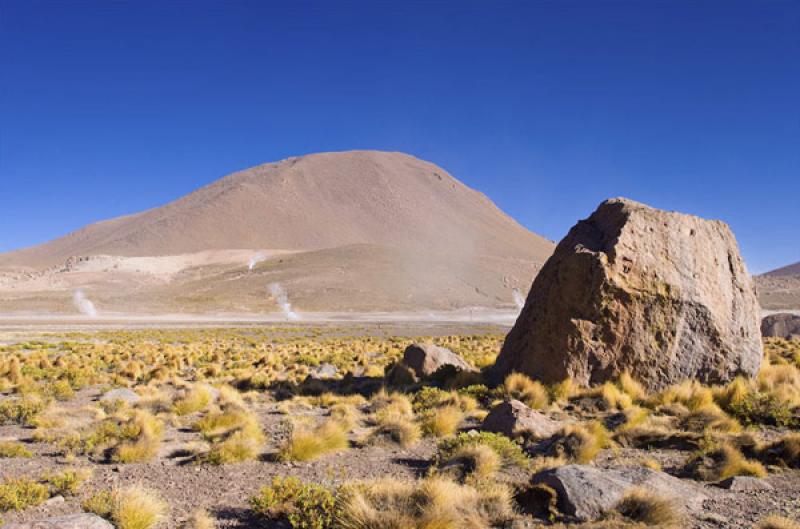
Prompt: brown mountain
<box><xmin>764</xmin><ymin>262</ymin><xmax>800</xmax><ymax>277</ymax></box>
<box><xmin>0</xmin><ymin>151</ymin><xmax>554</xmax><ymax>314</ymax></box>
<box><xmin>756</xmin><ymin>261</ymin><xmax>800</xmax><ymax>311</ymax></box>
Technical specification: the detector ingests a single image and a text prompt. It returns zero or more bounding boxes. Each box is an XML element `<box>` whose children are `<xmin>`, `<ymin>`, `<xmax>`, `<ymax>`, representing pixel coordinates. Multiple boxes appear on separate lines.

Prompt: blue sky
<box><xmin>1</xmin><ymin>0</ymin><xmax>797</xmax><ymax>273</ymax></box>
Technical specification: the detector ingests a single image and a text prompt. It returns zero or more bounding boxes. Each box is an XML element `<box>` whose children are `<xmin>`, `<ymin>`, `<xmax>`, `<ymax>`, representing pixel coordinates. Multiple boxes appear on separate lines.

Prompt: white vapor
<box><xmin>268</xmin><ymin>282</ymin><xmax>300</xmax><ymax>320</ymax></box>
<box><xmin>512</xmin><ymin>288</ymin><xmax>526</xmax><ymax>310</ymax></box>
<box><xmin>248</xmin><ymin>252</ymin><xmax>266</xmax><ymax>271</ymax></box>
<box><xmin>73</xmin><ymin>289</ymin><xmax>98</xmax><ymax>317</ymax></box>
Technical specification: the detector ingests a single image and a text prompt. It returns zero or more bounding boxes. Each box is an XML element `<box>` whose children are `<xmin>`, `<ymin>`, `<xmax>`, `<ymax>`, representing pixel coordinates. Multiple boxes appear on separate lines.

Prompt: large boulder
<box><xmin>2</xmin><ymin>514</ymin><xmax>114</xmax><ymax>529</ymax></box>
<box><xmin>491</xmin><ymin>198</ymin><xmax>762</xmax><ymax>390</ymax></box>
<box><xmin>530</xmin><ymin>464</ymin><xmax>706</xmax><ymax>521</ymax></box>
<box><xmin>761</xmin><ymin>313</ymin><xmax>800</xmax><ymax>339</ymax></box>
<box><xmin>482</xmin><ymin>400</ymin><xmax>559</xmax><ymax>439</ymax></box>
<box><xmin>401</xmin><ymin>343</ymin><xmax>476</xmax><ymax>378</ymax></box>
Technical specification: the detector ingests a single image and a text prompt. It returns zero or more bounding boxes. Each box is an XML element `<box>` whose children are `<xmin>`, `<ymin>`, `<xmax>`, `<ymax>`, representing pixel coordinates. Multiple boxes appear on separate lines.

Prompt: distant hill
<box><xmin>763</xmin><ymin>262</ymin><xmax>800</xmax><ymax>277</ymax></box>
<box><xmin>756</xmin><ymin>261</ymin><xmax>800</xmax><ymax>311</ymax></box>
<box><xmin>0</xmin><ymin>151</ymin><xmax>555</xmax><ymax>314</ymax></box>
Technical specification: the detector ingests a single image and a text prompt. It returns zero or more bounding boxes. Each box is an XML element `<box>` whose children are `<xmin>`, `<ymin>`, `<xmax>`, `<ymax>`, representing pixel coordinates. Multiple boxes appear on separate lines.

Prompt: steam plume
<box><xmin>512</xmin><ymin>288</ymin><xmax>526</xmax><ymax>310</ymax></box>
<box><xmin>268</xmin><ymin>282</ymin><xmax>300</xmax><ymax>320</ymax></box>
<box><xmin>73</xmin><ymin>289</ymin><xmax>98</xmax><ymax>317</ymax></box>
<box><xmin>248</xmin><ymin>252</ymin><xmax>266</xmax><ymax>271</ymax></box>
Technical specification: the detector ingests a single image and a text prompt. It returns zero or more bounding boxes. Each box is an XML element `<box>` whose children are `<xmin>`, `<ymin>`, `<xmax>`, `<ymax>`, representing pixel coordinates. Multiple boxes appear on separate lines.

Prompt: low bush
<box><xmin>279</xmin><ymin>420</ymin><xmax>348</xmax><ymax>462</ymax></box>
<box><xmin>250</xmin><ymin>476</ymin><xmax>337</xmax><ymax>529</ymax></box>
<box><xmin>0</xmin><ymin>441</ymin><xmax>33</xmax><ymax>458</ymax></box>
<box><xmin>437</xmin><ymin>430</ymin><xmax>529</xmax><ymax>468</ymax></box>
<box><xmin>0</xmin><ymin>477</ymin><xmax>49</xmax><ymax>512</ymax></box>
<box><xmin>614</xmin><ymin>488</ymin><xmax>680</xmax><ymax>526</ymax></box>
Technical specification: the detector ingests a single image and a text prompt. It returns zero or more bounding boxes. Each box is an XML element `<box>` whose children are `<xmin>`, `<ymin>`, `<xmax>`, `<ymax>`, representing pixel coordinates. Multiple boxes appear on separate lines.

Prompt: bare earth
<box><xmin>0</xmin><ymin>151</ymin><xmax>554</xmax><ymax>315</ymax></box>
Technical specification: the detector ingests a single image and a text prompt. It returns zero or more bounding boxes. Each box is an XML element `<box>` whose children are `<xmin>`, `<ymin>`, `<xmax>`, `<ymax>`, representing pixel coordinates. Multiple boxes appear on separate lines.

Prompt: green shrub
<box><xmin>0</xmin><ymin>441</ymin><xmax>33</xmax><ymax>458</ymax></box>
<box><xmin>250</xmin><ymin>476</ymin><xmax>337</xmax><ymax>529</ymax></box>
<box><xmin>0</xmin><ymin>477</ymin><xmax>49</xmax><ymax>512</ymax></box>
<box><xmin>42</xmin><ymin>468</ymin><xmax>92</xmax><ymax>496</ymax></box>
<box><xmin>0</xmin><ymin>396</ymin><xmax>47</xmax><ymax>425</ymax></box>
<box><xmin>725</xmin><ymin>392</ymin><xmax>797</xmax><ymax>428</ymax></box>
<box><xmin>437</xmin><ymin>431</ymin><xmax>529</xmax><ymax>467</ymax></box>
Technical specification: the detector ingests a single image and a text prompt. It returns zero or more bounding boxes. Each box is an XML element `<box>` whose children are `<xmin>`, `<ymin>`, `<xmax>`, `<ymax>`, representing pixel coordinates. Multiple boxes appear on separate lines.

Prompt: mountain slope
<box><xmin>764</xmin><ymin>262</ymin><xmax>800</xmax><ymax>277</ymax></box>
<box><xmin>0</xmin><ymin>151</ymin><xmax>554</xmax><ymax>314</ymax></box>
<box><xmin>0</xmin><ymin>151</ymin><xmax>551</xmax><ymax>267</ymax></box>
<box><xmin>757</xmin><ymin>261</ymin><xmax>800</xmax><ymax>310</ymax></box>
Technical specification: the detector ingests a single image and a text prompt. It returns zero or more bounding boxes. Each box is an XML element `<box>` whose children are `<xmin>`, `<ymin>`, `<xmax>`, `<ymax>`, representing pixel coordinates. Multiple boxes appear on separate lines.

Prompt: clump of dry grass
<box><xmin>421</xmin><ymin>405</ymin><xmax>464</xmax><ymax>437</ymax></box>
<box><xmin>173</xmin><ymin>384</ymin><xmax>213</xmax><ymax>416</ymax></box>
<box><xmin>0</xmin><ymin>441</ymin><xmax>33</xmax><ymax>458</ymax></box>
<box><xmin>687</xmin><ymin>444</ymin><xmax>766</xmax><ymax>481</ymax></box>
<box><xmin>650</xmin><ymin>380</ymin><xmax>714</xmax><ymax>412</ymax></box>
<box><xmin>758</xmin><ymin>433</ymin><xmax>800</xmax><ymax>468</ymax></box>
<box><xmin>42</xmin><ymin>468</ymin><xmax>92</xmax><ymax>496</ymax></box>
<box><xmin>369</xmin><ymin>413</ymin><xmax>421</xmax><ymax>448</ymax></box>
<box><xmin>279</xmin><ymin>419</ymin><xmax>349</xmax><ymax>462</ymax></box>
<box><xmin>184</xmin><ymin>509</ymin><xmax>216</xmax><ymax>529</ymax></box>
<box><xmin>113</xmin><ymin>410</ymin><xmax>164</xmax><ymax>463</ymax></box>
<box><xmin>614</xmin><ymin>488</ymin><xmax>681</xmax><ymax>526</ymax></box>
<box><xmin>503</xmin><ymin>372</ymin><xmax>550</xmax><ymax>410</ymax></box>
<box><xmin>205</xmin><ymin>410</ymin><xmax>265</xmax><ymax>464</ymax></box>
<box><xmin>0</xmin><ymin>477</ymin><xmax>49</xmax><ymax>513</ymax></box>
<box><xmin>437</xmin><ymin>443</ymin><xmax>501</xmax><ymax>484</ymax></box>
<box><xmin>678</xmin><ymin>403</ymin><xmax>741</xmax><ymax>434</ymax></box>
<box><xmin>548</xmin><ymin>377</ymin><xmax>577</xmax><ymax>403</ymax></box>
<box><xmin>543</xmin><ymin>422</ymin><xmax>611</xmax><ymax>464</ymax></box>
<box><xmin>617</xmin><ymin>372</ymin><xmax>647</xmax><ymax>402</ymax></box>
<box><xmin>107</xmin><ymin>486</ymin><xmax>168</xmax><ymax>529</ymax></box>
<box><xmin>756</xmin><ymin>515</ymin><xmax>800</xmax><ymax>529</ymax></box>
<box><xmin>337</xmin><ymin>476</ymin><xmax>514</xmax><ymax>529</ymax></box>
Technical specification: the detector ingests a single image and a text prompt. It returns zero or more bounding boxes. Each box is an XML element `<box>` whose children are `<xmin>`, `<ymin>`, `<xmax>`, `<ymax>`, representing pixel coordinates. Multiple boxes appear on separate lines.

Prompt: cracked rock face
<box><xmin>492</xmin><ymin>197</ymin><xmax>762</xmax><ymax>391</ymax></box>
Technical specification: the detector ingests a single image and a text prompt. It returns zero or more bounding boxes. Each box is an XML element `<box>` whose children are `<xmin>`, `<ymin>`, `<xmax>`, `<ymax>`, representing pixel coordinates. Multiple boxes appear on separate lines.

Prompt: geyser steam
<box><xmin>268</xmin><ymin>282</ymin><xmax>299</xmax><ymax>320</ymax></box>
<box><xmin>512</xmin><ymin>288</ymin><xmax>526</xmax><ymax>310</ymax></box>
<box><xmin>73</xmin><ymin>289</ymin><xmax>98</xmax><ymax>317</ymax></box>
<box><xmin>248</xmin><ymin>252</ymin><xmax>266</xmax><ymax>271</ymax></box>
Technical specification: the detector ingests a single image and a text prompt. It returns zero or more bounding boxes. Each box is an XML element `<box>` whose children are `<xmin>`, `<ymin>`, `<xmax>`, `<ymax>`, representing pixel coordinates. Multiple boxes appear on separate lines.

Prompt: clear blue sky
<box><xmin>1</xmin><ymin>1</ymin><xmax>797</xmax><ymax>273</ymax></box>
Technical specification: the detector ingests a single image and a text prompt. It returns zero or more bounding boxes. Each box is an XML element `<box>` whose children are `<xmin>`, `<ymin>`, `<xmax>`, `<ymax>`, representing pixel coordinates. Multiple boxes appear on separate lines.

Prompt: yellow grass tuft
<box><xmin>615</xmin><ymin>488</ymin><xmax>681</xmax><ymax>526</ymax></box>
<box><xmin>757</xmin><ymin>516</ymin><xmax>800</xmax><ymax>529</ymax></box>
<box><xmin>503</xmin><ymin>372</ymin><xmax>550</xmax><ymax>410</ymax></box>
<box><xmin>113</xmin><ymin>485</ymin><xmax>168</xmax><ymax>529</ymax></box>
<box><xmin>421</xmin><ymin>405</ymin><xmax>464</xmax><ymax>437</ymax></box>
<box><xmin>279</xmin><ymin>419</ymin><xmax>348</xmax><ymax>462</ymax></box>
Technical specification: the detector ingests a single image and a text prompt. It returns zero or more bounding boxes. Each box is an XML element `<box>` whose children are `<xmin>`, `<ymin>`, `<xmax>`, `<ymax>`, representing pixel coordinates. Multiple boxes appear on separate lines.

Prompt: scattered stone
<box><xmin>714</xmin><ymin>476</ymin><xmax>774</xmax><ymax>491</ymax></box>
<box><xmin>400</xmin><ymin>343</ymin><xmax>476</xmax><ymax>378</ymax></box>
<box><xmin>492</xmin><ymin>197</ymin><xmax>763</xmax><ymax>391</ymax></box>
<box><xmin>761</xmin><ymin>313</ymin><xmax>800</xmax><ymax>339</ymax></box>
<box><xmin>43</xmin><ymin>495</ymin><xmax>65</xmax><ymax>506</ymax></box>
<box><xmin>530</xmin><ymin>464</ymin><xmax>707</xmax><ymax>521</ymax></box>
<box><xmin>699</xmin><ymin>512</ymin><xmax>729</xmax><ymax>525</ymax></box>
<box><xmin>2</xmin><ymin>513</ymin><xmax>114</xmax><ymax>529</ymax></box>
<box><xmin>99</xmin><ymin>388</ymin><xmax>140</xmax><ymax>405</ymax></box>
<box><xmin>313</xmin><ymin>363</ymin><xmax>339</xmax><ymax>379</ymax></box>
<box><xmin>481</xmin><ymin>400</ymin><xmax>559</xmax><ymax>439</ymax></box>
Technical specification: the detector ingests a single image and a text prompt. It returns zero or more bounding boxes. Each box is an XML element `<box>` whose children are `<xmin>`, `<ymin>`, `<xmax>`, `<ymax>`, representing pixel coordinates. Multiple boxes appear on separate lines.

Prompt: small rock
<box><xmin>99</xmin><ymin>388</ymin><xmax>140</xmax><ymax>405</ymax></box>
<box><xmin>482</xmin><ymin>400</ymin><xmax>560</xmax><ymax>439</ymax></box>
<box><xmin>699</xmin><ymin>512</ymin><xmax>728</xmax><ymax>525</ymax></box>
<box><xmin>313</xmin><ymin>363</ymin><xmax>339</xmax><ymax>379</ymax></box>
<box><xmin>44</xmin><ymin>495</ymin><xmax>65</xmax><ymax>506</ymax></box>
<box><xmin>401</xmin><ymin>343</ymin><xmax>476</xmax><ymax>378</ymax></box>
<box><xmin>2</xmin><ymin>513</ymin><xmax>114</xmax><ymax>529</ymax></box>
<box><xmin>530</xmin><ymin>464</ymin><xmax>707</xmax><ymax>521</ymax></box>
<box><xmin>714</xmin><ymin>476</ymin><xmax>774</xmax><ymax>491</ymax></box>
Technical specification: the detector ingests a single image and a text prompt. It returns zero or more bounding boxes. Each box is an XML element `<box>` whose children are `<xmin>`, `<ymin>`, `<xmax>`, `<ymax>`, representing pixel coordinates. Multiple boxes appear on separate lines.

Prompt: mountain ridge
<box><xmin>0</xmin><ymin>150</ymin><xmax>551</xmax><ymax>268</ymax></box>
<box><xmin>0</xmin><ymin>150</ymin><xmax>555</xmax><ymax>313</ymax></box>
